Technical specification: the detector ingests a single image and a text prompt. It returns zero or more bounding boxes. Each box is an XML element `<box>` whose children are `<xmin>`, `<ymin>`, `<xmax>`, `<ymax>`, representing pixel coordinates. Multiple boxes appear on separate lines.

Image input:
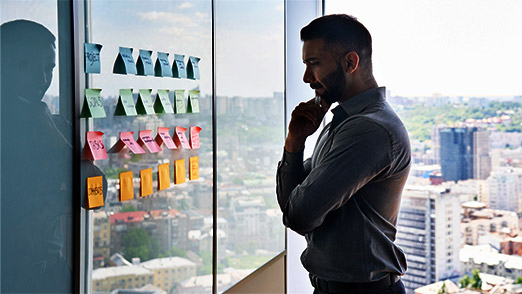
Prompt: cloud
<box><xmin>138</xmin><ymin>11</ymin><xmax>209</xmax><ymax>27</ymax></box>
<box><xmin>275</xmin><ymin>4</ymin><xmax>284</xmax><ymax>12</ymax></box>
<box><xmin>178</xmin><ymin>2</ymin><xmax>194</xmax><ymax>9</ymax></box>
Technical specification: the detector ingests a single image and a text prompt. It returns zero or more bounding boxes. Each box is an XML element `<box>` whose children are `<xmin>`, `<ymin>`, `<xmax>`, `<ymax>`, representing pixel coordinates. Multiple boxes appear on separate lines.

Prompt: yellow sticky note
<box><xmin>87</xmin><ymin>176</ymin><xmax>104</xmax><ymax>208</ymax></box>
<box><xmin>189</xmin><ymin>156</ymin><xmax>199</xmax><ymax>180</ymax></box>
<box><xmin>158</xmin><ymin>163</ymin><xmax>170</xmax><ymax>191</ymax></box>
<box><xmin>140</xmin><ymin>168</ymin><xmax>153</xmax><ymax>197</ymax></box>
<box><xmin>119</xmin><ymin>171</ymin><xmax>134</xmax><ymax>201</ymax></box>
<box><xmin>174</xmin><ymin>159</ymin><xmax>186</xmax><ymax>184</ymax></box>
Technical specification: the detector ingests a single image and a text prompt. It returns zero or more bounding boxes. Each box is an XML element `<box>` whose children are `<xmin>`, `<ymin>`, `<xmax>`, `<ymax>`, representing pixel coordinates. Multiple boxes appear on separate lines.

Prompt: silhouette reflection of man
<box><xmin>1</xmin><ymin>20</ymin><xmax>72</xmax><ymax>293</ymax></box>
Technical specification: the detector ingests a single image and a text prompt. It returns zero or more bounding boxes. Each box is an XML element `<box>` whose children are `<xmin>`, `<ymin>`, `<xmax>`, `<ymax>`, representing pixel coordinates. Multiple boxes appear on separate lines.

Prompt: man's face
<box><xmin>302</xmin><ymin>38</ymin><xmax>347</xmax><ymax>104</ymax></box>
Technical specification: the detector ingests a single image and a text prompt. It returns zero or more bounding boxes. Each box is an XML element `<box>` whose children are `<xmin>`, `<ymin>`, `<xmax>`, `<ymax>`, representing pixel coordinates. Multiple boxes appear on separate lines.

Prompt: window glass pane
<box><xmin>1</xmin><ymin>0</ymin><xmax>73</xmax><ymax>293</ymax></box>
<box><xmin>215</xmin><ymin>0</ymin><xmax>286</xmax><ymax>292</ymax></box>
<box><xmin>86</xmin><ymin>1</ymin><xmax>212</xmax><ymax>293</ymax></box>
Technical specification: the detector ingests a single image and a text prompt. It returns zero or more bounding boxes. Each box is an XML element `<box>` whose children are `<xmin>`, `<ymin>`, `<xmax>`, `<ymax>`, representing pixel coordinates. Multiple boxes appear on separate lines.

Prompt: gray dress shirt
<box><xmin>277</xmin><ymin>87</ymin><xmax>411</xmax><ymax>283</ymax></box>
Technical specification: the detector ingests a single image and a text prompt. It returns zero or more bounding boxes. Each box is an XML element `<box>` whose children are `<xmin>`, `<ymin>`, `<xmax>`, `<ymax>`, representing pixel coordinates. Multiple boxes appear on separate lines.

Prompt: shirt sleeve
<box><xmin>278</xmin><ymin>119</ymin><xmax>393</xmax><ymax>235</ymax></box>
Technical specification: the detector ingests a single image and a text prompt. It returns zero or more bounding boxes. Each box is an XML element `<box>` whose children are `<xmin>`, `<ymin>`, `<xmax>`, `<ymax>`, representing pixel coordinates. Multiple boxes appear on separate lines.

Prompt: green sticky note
<box><xmin>172</xmin><ymin>54</ymin><xmax>187</xmax><ymax>78</ymax></box>
<box><xmin>154</xmin><ymin>89</ymin><xmax>174</xmax><ymax>114</ymax></box>
<box><xmin>174</xmin><ymin>90</ymin><xmax>186</xmax><ymax>114</ymax></box>
<box><xmin>136</xmin><ymin>49</ymin><xmax>154</xmax><ymax>76</ymax></box>
<box><xmin>81</xmin><ymin>89</ymin><xmax>106</xmax><ymax>118</ymax></box>
<box><xmin>84</xmin><ymin>43</ymin><xmax>102</xmax><ymax>74</ymax></box>
<box><xmin>115</xmin><ymin>89</ymin><xmax>137</xmax><ymax>116</ymax></box>
<box><xmin>113</xmin><ymin>47</ymin><xmax>137</xmax><ymax>75</ymax></box>
<box><xmin>187</xmin><ymin>56</ymin><xmax>200</xmax><ymax>80</ymax></box>
<box><xmin>154</xmin><ymin>52</ymin><xmax>172</xmax><ymax>77</ymax></box>
<box><xmin>187</xmin><ymin>90</ymin><xmax>200</xmax><ymax>113</ymax></box>
<box><xmin>136</xmin><ymin>89</ymin><xmax>155</xmax><ymax>115</ymax></box>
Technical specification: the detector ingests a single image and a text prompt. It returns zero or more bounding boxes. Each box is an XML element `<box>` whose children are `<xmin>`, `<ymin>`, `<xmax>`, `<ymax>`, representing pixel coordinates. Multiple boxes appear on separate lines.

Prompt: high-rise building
<box><xmin>488</xmin><ymin>168</ymin><xmax>522</xmax><ymax>212</ymax></box>
<box><xmin>439</xmin><ymin>127</ymin><xmax>491</xmax><ymax>182</ymax></box>
<box><xmin>396</xmin><ymin>186</ymin><xmax>461</xmax><ymax>293</ymax></box>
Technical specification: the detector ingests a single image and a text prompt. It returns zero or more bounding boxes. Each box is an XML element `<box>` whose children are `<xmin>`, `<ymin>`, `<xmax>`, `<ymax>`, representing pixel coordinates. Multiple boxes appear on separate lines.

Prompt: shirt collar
<box><xmin>333</xmin><ymin>87</ymin><xmax>386</xmax><ymax>117</ymax></box>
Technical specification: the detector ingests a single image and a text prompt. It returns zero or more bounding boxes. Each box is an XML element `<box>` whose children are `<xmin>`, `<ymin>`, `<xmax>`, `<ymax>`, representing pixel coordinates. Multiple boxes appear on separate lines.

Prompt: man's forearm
<box><xmin>284</xmin><ymin>134</ymin><xmax>306</xmax><ymax>153</ymax></box>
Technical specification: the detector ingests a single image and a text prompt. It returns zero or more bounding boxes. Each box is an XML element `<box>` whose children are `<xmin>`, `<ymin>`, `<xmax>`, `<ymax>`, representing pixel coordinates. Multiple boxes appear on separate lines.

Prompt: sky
<box><xmin>326</xmin><ymin>0</ymin><xmax>522</xmax><ymax>98</ymax></box>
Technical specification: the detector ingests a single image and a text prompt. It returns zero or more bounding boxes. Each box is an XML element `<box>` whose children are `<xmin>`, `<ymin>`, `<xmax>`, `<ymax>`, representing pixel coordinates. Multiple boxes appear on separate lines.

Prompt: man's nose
<box><xmin>303</xmin><ymin>66</ymin><xmax>314</xmax><ymax>84</ymax></box>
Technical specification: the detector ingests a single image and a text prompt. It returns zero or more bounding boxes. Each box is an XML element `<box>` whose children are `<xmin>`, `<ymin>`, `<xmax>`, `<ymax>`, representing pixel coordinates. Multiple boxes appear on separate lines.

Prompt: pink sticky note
<box><xmin>138</xmin><ymin>130</ymin><xmax>162</xmax><ymax>153</ymax></box>
<box><xmin>83</xmin><ymin>131</ymin><xmax>108</xmax><ymax>160</ymax></box>
<box><xmin>190</xmin><ymin>126</ymin><xmax>202</xmax><ymax>149</ymax></box>
<box><xmin>108</xmin><ymin>132</ymin><xmax>146</xmax><ymax>154</ymax></box>
<box><xmin>155</xmin><ymin>127</ymin><xmax>177</xmax><ymax>150</ymax></box>
<box><xmin>174</xmin><ymin>127</ymin><xmax>191</xmax><ymax>149</ymax></box>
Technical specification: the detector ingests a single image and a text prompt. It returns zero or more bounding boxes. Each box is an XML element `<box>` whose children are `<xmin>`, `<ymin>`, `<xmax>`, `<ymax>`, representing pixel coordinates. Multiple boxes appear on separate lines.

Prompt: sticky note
<box><xmin>158</xmin><ymin>163</ymin><xmax>170</xmax><ymax>191</ymax></box>
<box><xmin>119</xmin><ymin>171</ymin><xmax>134</xmax><ymax>201</ymax></box>
<box><xmin>140</xmin><ymin>168</ymin><xmax>153</xmax><ymax>197</ymax></box>
<box><xmin>138</xmin><ymin>130</ymin><xmax>162</xmax><ymax>153</ymax></box>
<box><xmin>81</xmin><ymin>89</ymin><xmax>106</xmax><ymax>118</ymax></box>
<box><xmin>155</xmin><ymin>127</ymin><xmax>177</xmax><ymax>149</ymax></box>
<box><xmin>113</xmin><ymin>46</ymin><xmax>137</xmax><ymax>75</ymax></box>
<box><xmin>187</xmin><ymin>90</ymin><xmax>200</xmax><ymax>113</ymax></box>
<box><xmin>136</xmin><ymin>89</ymin><xmax>155</xmax><ymax>115</ymax></box>
<box><xmin>85</xmin><ymin>43</ymin><xmax>102</xmax><ymax>74</ymax></box>
<box><xmin>174</xmin><ymin>159</ymin><xmax>186</xmax><ymax>184</ymax></box>
<box><xmin>174</xmin><ymin>90</ymin><xmax>186</xmax><ymax>114</ymax></box>
<box><xmin>108</xmin><ymin>132</ymin><xmax>146</xmax><ymax>154</ymax></box>
<box><xmin>136</xmin><ymin>49</ymin><xmax>154</xmax><ymax>76</ymax></box>
<box><xmin>114</xmin><ymin>89</ymin><xmax>138</xmax><ymax>116</ymax></box>
<box><xmin>155</xmin><ymin>52</ymin><xmax>172</xmax><ymax>77</ymax></box>
<box><xmin>154</xmin><ymin>89</ymin><xmax>174</xmax><ymax>114</ymax></box>
<box><xmin>190</xmin><ymin>126</ymin><xmax>202</xmax><ymax>149</ymax></box>
<box><xmin>83</xmin><ymin>131</ymin><xmax>108</xmax><ymax>160</ymax></box>
<box><xmin>187</xmin><ymin>56</ymin><xmax>201</xmax><ymax>80</ymax></box>
<box><xmin>189</xmin><ymin>157</ymin><xmax>199</xmax><ymax>180</ymax></box>
<box><xmin>172</xmin><ymin>54</ymin><xmax>187</xmax><ymax>78</ymax></box>
<box><xmin>86</xmin><ymin>176</ymin><xmax>104</xmax><ymax>208</ymax></box>
<box><xmin>174</xmin><ymin>127</ymin><xmax>191</xmax><ymax>149</ymax></box>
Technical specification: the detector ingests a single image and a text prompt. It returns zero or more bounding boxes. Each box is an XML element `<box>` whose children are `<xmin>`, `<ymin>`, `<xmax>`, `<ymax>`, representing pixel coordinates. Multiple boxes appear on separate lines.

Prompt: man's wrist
<box><xmin>285</xmin><ymin>135</ymin><xmax>306</xmax><ymax>153</ymax></box>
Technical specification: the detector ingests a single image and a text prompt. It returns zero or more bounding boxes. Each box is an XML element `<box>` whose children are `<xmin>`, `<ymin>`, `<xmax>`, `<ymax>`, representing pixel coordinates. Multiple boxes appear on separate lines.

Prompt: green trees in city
<box><xmin>459</xmin><ymin>269</ymin><xmax>482</xmax><ymax>290</ymax></box>
<box><xmin>122</xmin><ymin>228</ymin><xmax>160</xmax><ymax>261</ymax></box>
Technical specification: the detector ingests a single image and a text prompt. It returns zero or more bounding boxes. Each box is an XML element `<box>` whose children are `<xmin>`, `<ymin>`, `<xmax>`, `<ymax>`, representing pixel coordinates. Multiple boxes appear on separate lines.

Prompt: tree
<box><xmin>459</xmin><ymin>275</ymin><xmax>470</xmax><ymax>288</ymax></box>
<box><xmin>516</xmin><ymin>277</ymin><xmax>522</xmax><ymax>284</ymax></box>
<box><xmin>120</xmin><ymin>205</ymin><xmax>138</xmax><ymax>212</ymax></box>
<box><xmin>437</xmin><ymin>282</ymin><xmax>447</xmax><ymax>294</ymax></box>
<box><xmin>122</xmin><ymin>228</ymin><xmax>160</xmax><ymax>261</ymax></box>
<box><xmin>470</xmin><ymin>269</ymin><xmax>482</xmax><ymax>289</ymax></box>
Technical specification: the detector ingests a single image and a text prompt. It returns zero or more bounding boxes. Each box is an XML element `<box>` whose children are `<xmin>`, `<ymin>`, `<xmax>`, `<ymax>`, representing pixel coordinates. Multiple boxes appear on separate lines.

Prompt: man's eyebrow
<box><xmin>303</xmin><ymin>57</ymin><xmax>318</xmax><ymax>63</ymax></box>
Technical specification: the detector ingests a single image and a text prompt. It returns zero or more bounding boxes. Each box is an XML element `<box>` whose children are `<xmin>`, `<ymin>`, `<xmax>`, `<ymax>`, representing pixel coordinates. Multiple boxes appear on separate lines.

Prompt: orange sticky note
<box><xmin>83</xmin><ymin>131</ymin><xmax>108</xmax><ymax>160</ymax></box>
<box><xmin>119</xmin><ymin>171</ymin><xmax>134</xmax><ymax>201</ymax></box>
<box><xmin>189</xmin><ymin>156</ymin><xmax>199</xmax><ymax>180</ymax></box>
<box><xmin>174</xmin><ymin>159</ymin><xmax>186</xmax><ymax>184</ymax></box>
<box><xmin>158</xmin><ymin>163</ymin><xmax>170</xmax><ymax>191</ymax></box>
<box><xmin>140</xmin><ymin>168</ymin><xmax>153</xmax><ymax>197</ymax></box>
<box><xmin>86</xmin><ymin>176</ymin><xmax>104</xmax><ymax>208</ymax></box>
<box><xmin>190</xmin><ymin>126</ymin><xmax>202</xmax><ymax>149</ymax></box>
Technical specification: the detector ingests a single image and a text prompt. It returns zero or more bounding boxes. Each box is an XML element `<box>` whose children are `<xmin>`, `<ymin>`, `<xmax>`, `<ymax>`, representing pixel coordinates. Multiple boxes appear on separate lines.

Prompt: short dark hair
<box><xmin>1</xmin><ymin>19</ymin><xmax>55</xmax><ymax>62</ymax></box>
<box><xmin>301</xmin><ymin>14</ymin><xmax>373</xmax><ymax>74</ymax></box>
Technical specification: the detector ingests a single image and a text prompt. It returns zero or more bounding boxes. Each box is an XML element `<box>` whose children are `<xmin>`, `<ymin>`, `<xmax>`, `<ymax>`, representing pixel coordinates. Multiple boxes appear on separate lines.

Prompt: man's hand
<box><xmin>285</xmin><ymin>97</ymin><xmax>330</xmax><ymax>153</ymax></box>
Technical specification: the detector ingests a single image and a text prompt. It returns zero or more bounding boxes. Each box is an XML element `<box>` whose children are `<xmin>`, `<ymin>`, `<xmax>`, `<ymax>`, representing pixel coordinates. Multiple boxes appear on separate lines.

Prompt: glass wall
<box><xmin>1</xmin><ymin>1</ymin><xmax>74</xmax><ymax>293</ymax></box>
<box><xmin>214</xmin><ymin>0</ymin><xmax>286</xmax><ymax>291</ymax></box>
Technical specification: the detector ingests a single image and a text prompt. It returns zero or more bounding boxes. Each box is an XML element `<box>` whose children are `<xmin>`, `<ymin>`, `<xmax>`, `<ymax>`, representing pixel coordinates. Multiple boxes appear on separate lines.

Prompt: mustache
<box><xmin>310</xmin><ymin>83</ymin><xmax>322</xmax><ymax>90</ymax></box>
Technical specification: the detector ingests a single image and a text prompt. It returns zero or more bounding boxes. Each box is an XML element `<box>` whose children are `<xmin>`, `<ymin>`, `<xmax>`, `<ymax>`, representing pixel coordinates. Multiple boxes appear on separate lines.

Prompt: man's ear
<box><xmin>344</xmin><ymin>51</ymin><xmax>359</xmax><ymax>74</ymax></box>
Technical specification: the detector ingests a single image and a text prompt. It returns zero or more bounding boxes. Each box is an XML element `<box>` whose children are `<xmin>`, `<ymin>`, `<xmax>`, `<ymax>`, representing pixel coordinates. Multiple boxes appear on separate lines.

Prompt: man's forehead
<box><xmin>302</xmin><ymin>39</ymin><xmax>327</xmax><ymax>61</ymax></box>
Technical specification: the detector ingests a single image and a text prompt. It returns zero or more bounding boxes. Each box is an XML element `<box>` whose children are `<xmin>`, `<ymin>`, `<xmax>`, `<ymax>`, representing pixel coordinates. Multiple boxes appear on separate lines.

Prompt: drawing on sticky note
<box><xmin>174</xmin><ymin>90</ymin><xmax>186</xmax><ymax>114</ymax></box>
<box><xmin>187</xmin><ymin>90</ymin><xmax>200</xmax><ymax>113</ymax></box>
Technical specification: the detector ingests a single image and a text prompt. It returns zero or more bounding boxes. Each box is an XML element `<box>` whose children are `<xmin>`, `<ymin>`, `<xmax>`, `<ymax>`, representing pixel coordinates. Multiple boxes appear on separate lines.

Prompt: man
<box><xmin>277</xmin><ymin>14</ymin><xmax>410</xmax><ymax>294</ymax></box>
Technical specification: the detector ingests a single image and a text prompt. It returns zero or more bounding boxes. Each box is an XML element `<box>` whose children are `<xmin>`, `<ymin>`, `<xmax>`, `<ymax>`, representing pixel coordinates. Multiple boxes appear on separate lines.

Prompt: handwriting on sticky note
<box><xmin>136</xmin><ymin>89</ymin><xmax>155</xmax><ymax>115</ymax></box>
<box><xmin>155</xmin><ymin>127</ymin><xmax>176</xmax><ymax>149</ymax></box>
<box><xmin>115</xmin><ymin>89</ymin><xmax>137</xmax><ymax>116</ymax></box>
<box><xmin>113</xmin><ymin>47</ymin><xmax>137</xmax><ymax>75</ymax></box>
<box><xmin>119</xmin><ymin>171</ymin><xmax>134</xmax><ymax>201</ymax></box>
<box><xmin>140</xmin><ymin>168</ymin><xmax>153</xmax><ymax>197</ymax></box>
<box><xmin>189</xmin><ymin>157</ymin><xmax>199</xmax><ymax>180</ymax></box>
<box><xmin>187</xmin><ymin>56</ymin><xmax>201</xmax><ymax>80</ymax></box>
<box><xmin>175</xmin><ymin>159</ymin><xmax>186</xmax><ymax>184</ymax></box>
<box><xmin>174</xmin><ymin>90</ymin><xmax>186</xmax><ymax>114</ymax></box>
<box><xmin>174</xmin><ymin>127</ymin><xmax>191</xmax><ymax>149</ymax></box>
<box><xmin>138</xmin><ymin>130</ymin><xmax>162</xmax><ymax>153</ymax></box>
<box><xmin>81</xmin><ymin>89</ymin><xmax>106</xmax><ymax>118</ymax></box>
<box><xmin>108</xmin><ymin>132</ymin><xmax>145</xmax><ymax>154</ymax></box>
<box><xmin>158</xmin><ymin>163</ymin><xmax>170</xmax><ymax>191</ymax></box>
<box><xmin>83</xmin><ymin>131</ymin><xmax>108</xmax><ymax>160</ymax></box>
<box><xmin>154</xmin><ymin>89</ymin><xmax>174</xmax><ymax>114</ymax></box>
<box><xmin>190</xmin><ymin>126</ymin><xmax>202</xmax><ymax>149</ymax></box>
<box><xmin>155</xmin><ymin>52</ymin><xmax>172</xmax><ymax>77</ymax></box>
<box><xmin>85</xmin><ymin>43</ymin><xmax>102</xmax><ymax>74</ymax></box>
<box><xmin>87</xmin><ymin>176</ymin><xmax>104</xmax><ymax>208</ymax></box>
<box><xmin>137</xmin><ymin>49</ymin><xmax>154</xmax><ymax>76</ymax></box>
<box><xmin>187</xmin><ymin>90</ymin><xmax>200</xmax><ymax>113</ymax></box>
<box><xmin>173</xmin><ymin>54</ymin><xmax>187</xmax><ymax>78</ymax></box>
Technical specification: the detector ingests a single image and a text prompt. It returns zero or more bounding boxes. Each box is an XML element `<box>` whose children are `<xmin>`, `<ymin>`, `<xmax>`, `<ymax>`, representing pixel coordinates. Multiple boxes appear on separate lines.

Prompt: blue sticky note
<box><xmin>172</xmin><ymin>54</ymin><xmax>187</xmax><ymax>79</ymax></box>
<box><xmin>187</xmin><ymin>56</ymin><xmax>200</xmax><ymax>80</ymax></box>
<box><xmin>85</xmin><ymin>43</ymin><xmax>102</xmax><ymax>74</ymax></box>
<box><xmin>154</xmin><ymin>52</ymin><xmax>172</xmax><ymax>77</ymax></box>
<box><xmin>136</xmin><ymin>49</ymin><xmax>154</xmax><ymax>76</ymax></box>
<box><xmin>113</xmin><ymin>47</ymin><xmax>137</xmax><ymax>75</ymax></box>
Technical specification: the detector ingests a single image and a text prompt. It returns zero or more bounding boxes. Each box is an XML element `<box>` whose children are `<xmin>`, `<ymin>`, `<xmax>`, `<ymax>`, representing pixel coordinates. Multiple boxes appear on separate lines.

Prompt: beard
<box><xmin>312</xmin><ymin>62</ymin><xmax>346</xmax><ymax>104</ymax></box>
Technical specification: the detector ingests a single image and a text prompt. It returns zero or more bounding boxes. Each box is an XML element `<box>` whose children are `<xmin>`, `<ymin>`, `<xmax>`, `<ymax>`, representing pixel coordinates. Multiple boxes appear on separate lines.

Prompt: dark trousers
<box><xmin>311</xmin><ymin>277</ymin><xmax>406</xmax><ymax>294</ymax></box>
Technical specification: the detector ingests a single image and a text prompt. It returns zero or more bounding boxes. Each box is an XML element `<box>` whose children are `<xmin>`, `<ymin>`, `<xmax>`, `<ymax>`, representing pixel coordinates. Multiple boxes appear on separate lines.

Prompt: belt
<box><xmin>309</xmin><ymin>274</ymin><xmax>401</xmax><ymax>293</ymax></box>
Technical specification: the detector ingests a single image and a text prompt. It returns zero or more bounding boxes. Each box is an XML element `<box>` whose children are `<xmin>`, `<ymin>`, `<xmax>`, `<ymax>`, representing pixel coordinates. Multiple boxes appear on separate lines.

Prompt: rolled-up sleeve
<box><xmin>276</xmin><ymin>119</ymin><xmax>393</xmax><ymax>235</ymax></box>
